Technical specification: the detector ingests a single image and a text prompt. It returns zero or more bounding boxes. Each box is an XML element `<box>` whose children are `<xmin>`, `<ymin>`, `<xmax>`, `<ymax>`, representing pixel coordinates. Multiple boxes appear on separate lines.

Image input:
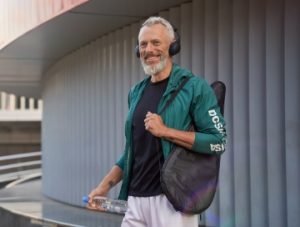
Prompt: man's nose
<box><xmin>145</xmin><ymin>43</ymin><xmax>154</xmax><ymax>53</ymax></box>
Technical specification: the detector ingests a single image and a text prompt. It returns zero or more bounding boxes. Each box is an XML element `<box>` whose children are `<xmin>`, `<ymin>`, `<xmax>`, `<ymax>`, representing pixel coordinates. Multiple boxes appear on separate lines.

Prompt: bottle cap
<box><xmin>82</xmin><ymin>195</ymin><xmax>89</xmax><ymax>204</ymax></box>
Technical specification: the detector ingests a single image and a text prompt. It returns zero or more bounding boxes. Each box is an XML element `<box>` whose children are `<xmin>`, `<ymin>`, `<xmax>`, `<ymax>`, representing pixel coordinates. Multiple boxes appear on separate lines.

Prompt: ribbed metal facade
<box><xmin>42</xmin><ymin>0</ymin><xmax>300</xmax><ymax>226</ymax></box>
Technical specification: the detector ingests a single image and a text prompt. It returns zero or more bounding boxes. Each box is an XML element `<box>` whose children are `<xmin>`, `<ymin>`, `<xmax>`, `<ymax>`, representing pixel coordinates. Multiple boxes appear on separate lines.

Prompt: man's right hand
<box><xmin>86</xmin><ymin>186</ymin><xmax>108</xmax><ymax>211</ymax></box>
<box><xmin>86</xmin><ymin>165</ymin><xmax>123</xmax><ymax>211</ymax></box>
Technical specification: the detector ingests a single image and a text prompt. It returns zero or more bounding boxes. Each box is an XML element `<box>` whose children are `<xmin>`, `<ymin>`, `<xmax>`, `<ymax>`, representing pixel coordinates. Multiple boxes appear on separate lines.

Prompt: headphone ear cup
<box><xmin>169</xmin><ymin>29</ymin><xmax>181</xmax><ymax>56</ymax></box>
<box><xmin>169</xmin><ymin>40</ymin><xmax>180</xmax><ymax>56</ymax></box>
<box><xmin>135</xmin><ymin>44</ymin><xmax>140</xmax><ymax>58</ymax></box>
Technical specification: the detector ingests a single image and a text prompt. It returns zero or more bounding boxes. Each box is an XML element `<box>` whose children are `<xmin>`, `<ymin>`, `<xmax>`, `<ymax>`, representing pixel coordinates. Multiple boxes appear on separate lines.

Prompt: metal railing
<box><xmin>0</xmin><ymin>151</ymin><xmax>42</xmax><ymax>187</ymax></box>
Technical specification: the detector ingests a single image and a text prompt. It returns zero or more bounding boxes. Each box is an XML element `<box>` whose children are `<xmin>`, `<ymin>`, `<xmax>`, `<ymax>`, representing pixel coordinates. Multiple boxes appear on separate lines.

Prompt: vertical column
<box><xmin>204</xmin><ymin>0</ymin><xmax>218</xmax><ymax>83</ymax></box>
<box><xmin>203</xmin><ymin>0</ymin><xmax>220</xmax><ymax>225</ymax></box>
<box><xmin>218</xmin><ymin>0</ymin><xmax>235</xmax><ymax>226</ymax></box>
<box><xmin>114</xmin><ymin>29</ymin><xmax>125</xmax><ymax>189</ymax></box>
<box><xmin>0</xmin><ymin>92</ymin><xmax>2</xmax><ymax>110</ymax></box>
<box><xmin>266</xmin><ymin>0</ymin><xmax>286</xmax><ymax>226</ymax></box>
<box><xmin>0</xmin><ymin>92</ymin><xmax>7</xmax><ymax>110</ymax></box>
<box><xmin>284</xmin><ymin>0</ymin><xmax>300</xmax><ymax>226</ymax></box>
<box><xmin>249</xmin><ymin>0</ymin><xmax>268</xmax><ymax>226</ymax></box>
<box><xmin>232</xmin><ymin>0</ymin><xmax>251</xmax><ymax>226</ymax></box>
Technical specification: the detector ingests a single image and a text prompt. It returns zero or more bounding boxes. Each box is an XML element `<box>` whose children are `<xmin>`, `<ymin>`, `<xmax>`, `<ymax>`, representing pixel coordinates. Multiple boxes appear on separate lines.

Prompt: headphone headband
<box><xmin>135</xmin><ymin>26</ymin><xmax>181</xmax><ymax>58</ymax></box>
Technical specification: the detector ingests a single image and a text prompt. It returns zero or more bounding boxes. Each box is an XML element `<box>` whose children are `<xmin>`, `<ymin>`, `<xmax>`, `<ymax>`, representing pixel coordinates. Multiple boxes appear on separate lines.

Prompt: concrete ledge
<box><xmin>0</xmin><ymin>180</ymin><xmax>123</xmax><ymax>227</ymax></box>
<box><xmin>0</xmin><ymin>207</ymin><xmax>70</xmax><ymax>227</ymax></box>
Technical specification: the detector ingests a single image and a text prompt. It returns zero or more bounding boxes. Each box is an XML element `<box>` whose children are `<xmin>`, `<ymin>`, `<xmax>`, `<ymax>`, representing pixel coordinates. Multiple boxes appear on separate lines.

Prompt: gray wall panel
<box><xmin>266</xmin><ymin>0</ymin><xmax>286</xmax><ymax>226</ymax></box>
<box><xmin>203</xmin><ymin>0</ymin><xmax>220</xmax><ymax>225</ymax></box>
<box><xmin>204</xmin><ymin>0</ymin><xmax>218</xmax><ymax>83</ymax></box>
<box><xmin>180</xmin><ymin>3</ymin><xmax>192</xmax><ymax>70</ymax></box>
<box><xmin>42</xmin><ymin>0</ymin><xmax>300</xmax><ymax>226</ymax></box>
<box><xmin>168</xmin><ymin>7</ymin><xmax>180</xmax><ymax>64</ymax></box>
<box><xmin>285</xmin><ymin>1</ymin><xmax>300</xmax><ymax>226</ymax></box>
<box><xmin>249</xmin><ymin>0</ymin><xmax>268</xmax><ymax>226</ymax></box>
<box><xmin>218</xmin><ymin>0</ymin><xmax>235</xmax><ymax>226</ymax></box>
<box><xmin>192</xmin><ymin>0</ymin><xmax>205</xmax><ymax>76</ymax></box>
<box><xmin>233</xmin><ymin>0</ymin><xmax>251</xmax><ymax>226</ymax></box>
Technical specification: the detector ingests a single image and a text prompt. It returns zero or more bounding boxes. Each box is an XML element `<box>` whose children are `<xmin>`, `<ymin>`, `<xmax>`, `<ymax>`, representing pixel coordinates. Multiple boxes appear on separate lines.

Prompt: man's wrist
<box><xmin>161</xmin><ymin>127</ymin><xmax>172</xmax><ymax>139</ymax></box>
<box><xmin>97</xmin><ymin>181</ymin><xmax>113</xmax><ymax>194</ymax></box>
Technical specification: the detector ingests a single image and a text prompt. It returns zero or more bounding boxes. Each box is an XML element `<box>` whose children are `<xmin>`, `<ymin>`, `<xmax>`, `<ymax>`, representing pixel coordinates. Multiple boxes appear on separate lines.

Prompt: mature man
<box><xmin>87</xmin><ymin>16</ymin><xmax>226</xmax><ymax>227</ymax></box>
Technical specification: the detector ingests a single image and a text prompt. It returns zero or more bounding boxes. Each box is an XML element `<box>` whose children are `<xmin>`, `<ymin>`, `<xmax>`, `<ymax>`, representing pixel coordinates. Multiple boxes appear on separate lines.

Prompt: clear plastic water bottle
<box><xmin>82</xmin><ymin>196</ymin><xmax>127</xmax><ymax>214</ymax></box>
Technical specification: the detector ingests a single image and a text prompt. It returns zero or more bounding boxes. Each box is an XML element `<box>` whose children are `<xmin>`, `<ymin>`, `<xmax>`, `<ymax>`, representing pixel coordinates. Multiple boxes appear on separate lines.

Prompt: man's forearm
<box><xmin>162</xmin><ymin>127</ymin><xmax>195</xmax><ymax>149</ymax></box>
<box><xmin>144</xmin><ymin>112</ymin><xmax>196</xmax><ymax>149</ymax></box>
<box><xmin>97</xmin><ymin>165</ymin><xmax>123</xmax><ymax>192</ymax></box>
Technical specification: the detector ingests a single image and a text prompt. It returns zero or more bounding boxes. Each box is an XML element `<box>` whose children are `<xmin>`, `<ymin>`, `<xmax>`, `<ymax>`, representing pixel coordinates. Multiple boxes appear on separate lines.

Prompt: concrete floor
<box><xmin>0</xmin><ymin>180</ymin><xmax>123</xmax><ymax>227</ymax></box>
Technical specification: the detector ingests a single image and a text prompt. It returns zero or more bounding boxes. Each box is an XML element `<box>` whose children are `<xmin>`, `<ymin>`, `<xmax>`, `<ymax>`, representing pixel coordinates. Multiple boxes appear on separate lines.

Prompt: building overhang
<box><xmin>0</xmin><ymin>0</ymin><xmax>190</xmax><ymax>98</ymax></box>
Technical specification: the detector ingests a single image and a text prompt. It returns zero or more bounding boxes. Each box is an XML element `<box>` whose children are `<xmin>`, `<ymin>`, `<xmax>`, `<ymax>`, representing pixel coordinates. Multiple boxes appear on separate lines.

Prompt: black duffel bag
<box><xmin>160</xmin><ymin>79</ymin><xmax>226</xmax><ymax>214</ymax></box>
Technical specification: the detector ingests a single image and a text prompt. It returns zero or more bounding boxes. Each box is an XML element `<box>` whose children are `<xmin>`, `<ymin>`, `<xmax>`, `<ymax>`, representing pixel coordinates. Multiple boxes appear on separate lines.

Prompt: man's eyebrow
<box><xmin>140</xmin><ymin>38</ymin><xmax>160</xmax><ymax>43</ymax></box>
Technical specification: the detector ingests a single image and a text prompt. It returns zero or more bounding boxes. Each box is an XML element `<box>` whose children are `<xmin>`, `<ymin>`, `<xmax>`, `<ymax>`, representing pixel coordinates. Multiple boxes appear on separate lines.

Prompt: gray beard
<box><xmin>141</xmin><ymin>56</ymin><xmax>167</xmax><ymax>75</ymax></box>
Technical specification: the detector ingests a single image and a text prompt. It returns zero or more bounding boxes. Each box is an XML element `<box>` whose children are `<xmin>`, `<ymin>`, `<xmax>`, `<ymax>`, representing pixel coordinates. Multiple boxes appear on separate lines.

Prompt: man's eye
<box><xmin>153</xmin><ymin>41</ymin><xmax>160</xmax><ymax>46</ymax></box>
<box><xmin>140</xmin><ymin>43</ymin><xmax>147</xmax><ymax>48</ymax></box>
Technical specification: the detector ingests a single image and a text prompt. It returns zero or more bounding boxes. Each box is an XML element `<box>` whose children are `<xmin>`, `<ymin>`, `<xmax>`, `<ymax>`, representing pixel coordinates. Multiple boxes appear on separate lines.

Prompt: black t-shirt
<box><xmin>128</xmin><ymin>77</ymin><xmax>169</xmax><ymax>197</ymax></box>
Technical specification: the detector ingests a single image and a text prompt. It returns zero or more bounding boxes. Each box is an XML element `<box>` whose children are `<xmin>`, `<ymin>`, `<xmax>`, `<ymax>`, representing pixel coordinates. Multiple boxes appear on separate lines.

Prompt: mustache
<box><xmin>143</xmin><ymin>52</ymin><xmax>161</xmax><ymax>59</ymax></box>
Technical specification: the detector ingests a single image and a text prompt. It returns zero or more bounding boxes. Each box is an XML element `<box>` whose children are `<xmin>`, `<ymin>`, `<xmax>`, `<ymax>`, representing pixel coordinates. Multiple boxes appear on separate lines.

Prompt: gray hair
<box><xmin>139</xmin><ymin>16</ymin><xmax>175</xmax><ymax>42</ymax></box>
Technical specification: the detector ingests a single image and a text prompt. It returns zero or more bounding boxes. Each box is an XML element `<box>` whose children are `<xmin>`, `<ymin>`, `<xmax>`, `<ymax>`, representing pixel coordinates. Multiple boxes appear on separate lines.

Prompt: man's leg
<box><xmin>122</xmin><ymin>195</ymin><xmax>198</xmax><ymax>227</ymax></box>
<box><xmin>148</xmin><ymin>195</ymin><xmax>198</xmax><ymax>227</ymax></box>
<box><xmin>121</xmin><ymin>196</ymin><xmax>147</xmax><ymax>227</ymax></box>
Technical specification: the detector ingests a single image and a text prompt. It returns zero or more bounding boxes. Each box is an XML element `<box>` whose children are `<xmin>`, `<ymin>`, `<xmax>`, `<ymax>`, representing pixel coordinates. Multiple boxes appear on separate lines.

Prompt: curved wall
<box><xmin>0</xmin><ymin>0</ymin><xmax>87</xmax><ymax>49</ymax></box>
<box><xmin>42</xmin><ymin>22</ymin><xmax>142</xmax><ymax>202</ymax></box>
<box><xmin>42</xmin><ymin>0</ymin><xmax>300</xmax><ymax>226</ymax></box>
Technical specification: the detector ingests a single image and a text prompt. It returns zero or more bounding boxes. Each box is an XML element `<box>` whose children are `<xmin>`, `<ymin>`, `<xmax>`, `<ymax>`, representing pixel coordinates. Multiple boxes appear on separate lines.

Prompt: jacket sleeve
<box><xmin>190</xmin><ymin>79</ymin><xmax>227</xmax><ymax>154</ymax></box>
<box><xmin>115</xmin><ymin>88</ymin><xmax>133</xmax><ymax>170</ymax></box>
<box><xmin>115</xmin><ymin>153</ymin><xmax>125</xmax><ymax>170</ymax></box>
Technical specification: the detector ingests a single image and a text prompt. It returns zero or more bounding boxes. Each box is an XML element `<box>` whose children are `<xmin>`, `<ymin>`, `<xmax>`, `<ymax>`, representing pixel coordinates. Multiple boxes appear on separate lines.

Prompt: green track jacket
<box><xmin>116</xmin><ymin>64</ymin><xmax>227</xmax><ymax>200</ymax></box>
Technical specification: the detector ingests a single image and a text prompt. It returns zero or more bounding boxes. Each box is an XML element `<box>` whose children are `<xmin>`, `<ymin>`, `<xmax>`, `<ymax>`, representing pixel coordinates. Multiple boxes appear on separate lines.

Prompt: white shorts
<box><xmin>121</xmin><ymin>194</ymin><xmax>198</xmax><ymax>227</ymax></box>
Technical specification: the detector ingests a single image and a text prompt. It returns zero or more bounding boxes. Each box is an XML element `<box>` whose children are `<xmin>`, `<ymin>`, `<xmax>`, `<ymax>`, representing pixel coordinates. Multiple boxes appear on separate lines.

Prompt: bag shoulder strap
<box><xmin>159</xmin><ymin>77</ymin><xmax>191</xmax><ymax>114</ymax></box>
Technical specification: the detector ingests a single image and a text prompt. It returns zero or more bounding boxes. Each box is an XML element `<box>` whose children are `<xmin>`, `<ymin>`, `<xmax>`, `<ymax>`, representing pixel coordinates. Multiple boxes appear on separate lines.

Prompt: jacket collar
<box><xmin>163</xmin><ymin>63</ymin><xmax>191</xmax><ymax>97</ymax></box>
<box><xmin>135</xmin><ymin>63</ymin><xmax>192</xmax><ymax>98</ymax></box>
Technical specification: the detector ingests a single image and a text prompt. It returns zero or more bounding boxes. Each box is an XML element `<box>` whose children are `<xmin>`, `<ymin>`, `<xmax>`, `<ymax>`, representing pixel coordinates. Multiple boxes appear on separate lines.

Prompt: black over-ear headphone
<box><xmin>135</xmin><ymin>27</ymin><xmax>181</xmax><ymax>58</ymax></box>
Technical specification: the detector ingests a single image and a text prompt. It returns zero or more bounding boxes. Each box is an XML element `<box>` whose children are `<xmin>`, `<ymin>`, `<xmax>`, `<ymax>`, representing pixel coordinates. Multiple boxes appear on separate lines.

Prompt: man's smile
<box><xmin>144</xmin><ymin>54</ymin><xmax>161</xmax><ymax>64</ymax></box>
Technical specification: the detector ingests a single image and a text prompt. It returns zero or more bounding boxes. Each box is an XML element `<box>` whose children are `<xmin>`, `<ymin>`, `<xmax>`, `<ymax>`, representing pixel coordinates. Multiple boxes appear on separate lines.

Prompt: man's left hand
<box><xmin>144</xmin><ymin>111</ymin><xmax>167</xmax><ymax>137</ymax></box>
